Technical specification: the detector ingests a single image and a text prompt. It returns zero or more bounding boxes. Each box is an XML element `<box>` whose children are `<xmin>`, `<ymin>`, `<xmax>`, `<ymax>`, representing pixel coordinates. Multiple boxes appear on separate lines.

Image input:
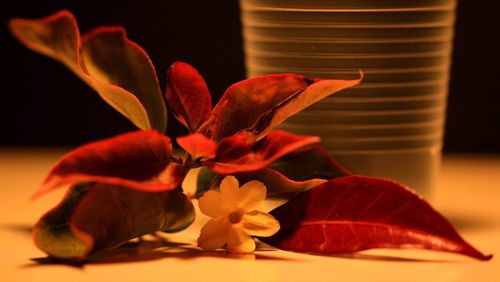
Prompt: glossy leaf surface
<box><xmin>33</xmin><ymin>183</ymin><xmax>195</xmax><ymax>260</ymax></box>
<box><xmin>36</xmin><ymin>130</ymin><xmax>182</xmax><ymax>198</ymax></box>
<box><xmin>240</xmin><ymin>73</ymin><xmax>363</xmax><ymax>141</ymax></box>
<box><xmin>201</xmin><ymin>74</ymin><xmax>311</xmax><ymax>141</ymax></box>
<box><xmin>204</xmin><ymin>130</ymin><xmax>320</xmax><ymax>174</ymax></box>
<box><xmin>166</xmin><ymin>62</ymin><xmax>212</xmax><ymax>132</ymax></box>
<box><xmin>201</xmin><ymin>73</ymin><xmax>362</xmax><ymax>142</ymax></box>
<box><xmin>261</xmin><ymin>176</ymin><xmax>492</xmax><ymax>260</ymax></box>
<box><xmin>9</xmin><ymin>10</ymin><xmax>167</xmax><ymax>131</ymax></box>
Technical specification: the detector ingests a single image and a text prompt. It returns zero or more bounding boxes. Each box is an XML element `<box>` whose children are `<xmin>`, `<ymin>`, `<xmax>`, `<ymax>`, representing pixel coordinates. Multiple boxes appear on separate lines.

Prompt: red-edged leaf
<box><xmin>177</xmin><ymin>133</ymin><xmax>217</xmax><ymax>159</ymax></box>
<box><xmin>260</xmin><ymin>176</ymin><xmax>492</xmax><ymax>260</ymax></box>
<box><xmin>203</xmin><ymin>130</ymin><xmax>320</xmax><ymax>174</ymax></box>
<box><xmin>81</xmin><ymin>27</ymin><xmax>167</xmax><ymax>131</ymax></box>
<box><xmin>33</xmin><ymin>183</ymin><xmax>195</xmax><ymax>260</ymax></box>
<box><xmin>200</xmin><ymin>74</ymin><xmax>311</xmax><ymax>141</ymax></box>
<box><xmin>200</xmin><ymin>73</ymin><xmax>362</xmax><ymax>142</ymax></box>
<box><xmin>239</xmin><ymin>73</ymin><xmax>363</xmax><ymax>142</ymax></box>
<box><xmin>35</xmin><ymin>130</ymin><xmax>182</xmax><ymax>199</ymax></box>
<box><xmin>166</xmin><ymin>62</ymin><xmax>212</xmax><ymax>132</ymax></box>
<box><xmin>236</xmin><ymin>146</ymin><xmax>351</xmax><ymax>197</ymax></box>
<box><xmin>9</xmin><ymin>10</ymin><xmax>167</xmax><ymax>131</ymax></box>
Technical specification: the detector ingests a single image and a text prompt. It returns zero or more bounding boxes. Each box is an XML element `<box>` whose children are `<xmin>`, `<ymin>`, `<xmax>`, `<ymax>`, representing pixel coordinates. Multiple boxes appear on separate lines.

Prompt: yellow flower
<box><xmin>197</xmin><ymin>176</ymin><xmax>280</xmax><ymax>253</ymax></box>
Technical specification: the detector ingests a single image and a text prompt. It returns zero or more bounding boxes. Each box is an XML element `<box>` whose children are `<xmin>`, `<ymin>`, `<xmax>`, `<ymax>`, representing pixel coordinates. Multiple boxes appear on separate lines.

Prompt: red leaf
<box><xmin>166</xmin><ymin>62</ymin><xmax>212</xmax><ymax>132</ymax></box>
<box><xmin>204</xmin><ymin>130</ymin><xmax>320</xmax><ymax>174</ymax></box>
<box><xmin>261</xmin><ymin>176</ymin><xmax>492</xmax><ymax>260</ymax></box>
<box><xmin>81</xmin><ymin>26</ymin><xmax>167</xmax><ymax>132</ymax></box>
<box><xmin>9</xmin><ymin>10</ymin><xmax>167</xmax><ymax>131</ymax></box>
<box><xmin>200</xmin><ymin>74</ymin><xmax>311</xmax><ymax>141</ymax></box>
<box><xmin>239</xmin><ymin>73</ymin><xmax>363</xmax><ymax>142</ymax></box>
<box><xmin>177</xmin><ymin>133</ymin><xmax>217</xmax><ymax>159</ymax></box>
<box><xmin>200</xmin><ymin>73</ymin><xmax>362</xmax><ymax>142</ymax></box>
<box><xmin>35</xmin><ymin>130</ymin><xmax>182</xmax><ymax>199</ymax></box>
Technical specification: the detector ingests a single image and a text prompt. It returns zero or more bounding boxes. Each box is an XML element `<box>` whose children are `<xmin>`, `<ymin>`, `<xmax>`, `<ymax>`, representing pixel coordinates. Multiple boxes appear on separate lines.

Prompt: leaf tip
<box><xmin>358</xmin><ymin>70</ymin><xmax>365</xmax><ymax>81</ymax></box>
<box><xmin>31</xmin><ymin>178</ymin><xmax>59</xmax><ymax>200</ymax></box>
<box><xmin>467</xmin><ymin>249</ymin><xmax>493</xmax><ymax>261</ymax></box>
<box><xmin>481</xmin><ymin>254</ymin><xmax>494</xmax><ymax>261</ymax></box>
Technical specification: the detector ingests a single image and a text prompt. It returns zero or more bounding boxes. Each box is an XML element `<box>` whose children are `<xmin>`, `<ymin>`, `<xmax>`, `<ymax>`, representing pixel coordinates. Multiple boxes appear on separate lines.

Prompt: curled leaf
<box><xmin>204</xmin><ymin>130</ymin><xmax>320</xmax><ymax>174</ymax></box>
<box><xmin>33</xmin><ymin>183</ymin><xmax>195</xmax><ymax>260</ymax></box>
<box><xmin>240</xmin><ymin>72</ymin><xmax>363</xmax><ymax>142</ymax></box>
<box><xmin>9</xmin><ymin>10</ymin><xmax>167</xmax><ymax>131</ymax></box>
<box><xmin>166</xmin><ymin>62</ymin><xmax>212</xmax><ymax>132</ymax></box>
<box><xmin>201</xmin><ymin>73</ymin><xmax>362</xmax><ymax>142</ymax></box>
<box><xmin>236</xmin><ymin>146</ymin><xmax>351</xmax><ymax>197</ymax></box>
<box><xmin>261</xmin><ymin>176</ymin><xmax>492</xmax><ymax>261</ymax></box>
<box><xmin>201</xmin><ymin>74</ymin><xmax>311</xmax><ymax>141</ymax></box>
<box><xmin>36</xmin><ymin>130</ymin><xmax>182</xmax><ymax>198</ymax></box>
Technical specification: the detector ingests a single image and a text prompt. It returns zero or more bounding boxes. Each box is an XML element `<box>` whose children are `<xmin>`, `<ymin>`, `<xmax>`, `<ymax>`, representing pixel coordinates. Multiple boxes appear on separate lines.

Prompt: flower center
<box><xmin>228</xmin><ymin>211</ymin><xmax>242</xmax><ymax>224</ymax></box>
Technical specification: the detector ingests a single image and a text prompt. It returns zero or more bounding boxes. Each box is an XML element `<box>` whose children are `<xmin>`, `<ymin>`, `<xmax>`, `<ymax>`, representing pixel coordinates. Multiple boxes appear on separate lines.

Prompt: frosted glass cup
<box><xmin>239</xmin><ymin>0</ymin><xmax>457</xmax><ymax>197</ymax></box>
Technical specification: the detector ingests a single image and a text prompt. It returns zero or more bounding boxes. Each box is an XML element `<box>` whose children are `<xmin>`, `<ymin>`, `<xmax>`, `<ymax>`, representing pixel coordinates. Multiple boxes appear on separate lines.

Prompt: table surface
<box><xmin>0</xmin><ymin>149</ymin><xmax>498</xmax><ymax>282</ymax></box>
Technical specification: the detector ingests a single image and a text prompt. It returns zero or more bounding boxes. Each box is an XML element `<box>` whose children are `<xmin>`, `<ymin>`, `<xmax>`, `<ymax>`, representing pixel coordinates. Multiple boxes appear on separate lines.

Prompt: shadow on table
<box><xmin>4</xmin><ymin>221</ymin><xmax>489</xmax><ymax>268</ymax></box>
<box><xmin>1</xmin><ymin>223</ymin><xmax>33</xmax><ymax>235</ymax></box>
<box><xmin>22</xmin><ymin>239</ymin><xmax>458</xmax><ymax>267</ymax></box>
<box><xmin>1</xmin><ymin>223</ymin><xmax>297</xmax><ymax>267</ymax></box>
<box><xmin>21</xmin><ymin>238</ymin><xmax>300</xmax><ymax>268</ymax></box>
<box><xmin>323</xmin><ymin>252</ymin><xmax>456</xmax><ymax>263</ymax></box>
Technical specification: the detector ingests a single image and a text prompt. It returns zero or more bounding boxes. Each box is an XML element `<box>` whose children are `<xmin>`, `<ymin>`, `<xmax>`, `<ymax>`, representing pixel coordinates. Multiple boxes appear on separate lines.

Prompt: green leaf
<box><xmin>9</xmin><ymin>10</ymin><xmax>167</xmax><ymax>131</ymax></box>
<box><xmin>235</xmin><ymin>146</ymin><xmax>351</xmax><ymax>197</ymax></box>
<box><xmin>269</xmin><ymin>146</ymin><xmax>351</xmax><ymax>181</ymax></box>
<box><xmin>195</xmin><ymin>167</ymin><xmax>219</xmax><ymax>198</ymax></box>
<box><xmin>33</xmin><ymin>183</ymin><xmax>195</xmax><ymax>260</ymax></box>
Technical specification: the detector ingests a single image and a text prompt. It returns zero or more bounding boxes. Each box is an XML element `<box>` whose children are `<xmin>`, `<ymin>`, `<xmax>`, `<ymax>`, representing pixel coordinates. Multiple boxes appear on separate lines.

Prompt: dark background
<box><xmin>1</xmin><ymin>0</ymin><xmax>499</xmax><ymax>151</ymax></box>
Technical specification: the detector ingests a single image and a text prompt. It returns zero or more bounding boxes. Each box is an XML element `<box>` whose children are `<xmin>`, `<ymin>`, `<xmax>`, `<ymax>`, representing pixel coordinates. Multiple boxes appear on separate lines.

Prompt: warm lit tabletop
<box><xmin>0</xmin><ymin>149</ymin><xmax>498</xmax><ymax>282</ymax></box>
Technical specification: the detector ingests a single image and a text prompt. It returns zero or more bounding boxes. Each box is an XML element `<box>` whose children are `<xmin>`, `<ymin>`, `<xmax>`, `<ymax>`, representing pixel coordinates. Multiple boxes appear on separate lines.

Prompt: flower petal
<box><xmin>197</xmin><ymin>219</ymin><xmax>231</xmax><ymax>251</ymax></box>
<box><xmin>238</xmin><ymin>180</ymin><xmax>266</xmax><ymax>211</ymax></box>
<box><xmin>242</xmin><ymin>210</ymin><xmax>280</xmax><ymax>237</ymax></box>
<box><xmin>198</xmin><ymin>191</ymin><xmax>226</xmax><ymax>218</ymax></box>
<box><xmin>226</xmin><ymin>226</ymin><xmax>255</xmax><ymax>253</ymax></box>
<box><xmin>220</xmin><ymin>176</ymin><xmax>240</xmax><ymax>210</ymax></box>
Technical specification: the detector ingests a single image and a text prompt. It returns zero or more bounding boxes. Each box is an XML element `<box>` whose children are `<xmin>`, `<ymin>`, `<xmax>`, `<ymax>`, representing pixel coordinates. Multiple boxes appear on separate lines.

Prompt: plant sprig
<box><xmin>10</xmin><ymin>10</ymin><xmax>492</xmax><ymax>261</ymax></box>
